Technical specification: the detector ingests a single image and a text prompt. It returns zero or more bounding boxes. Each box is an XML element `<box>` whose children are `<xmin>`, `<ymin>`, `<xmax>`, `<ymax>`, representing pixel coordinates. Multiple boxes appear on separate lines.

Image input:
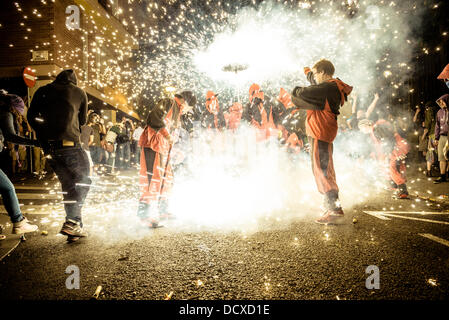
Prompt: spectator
<box><xmin>132</xmin><ymin>121</ymin><xmax>145</xmax><ymax>165</ymax></box>
<box><xmin>423</xmin><ymin>101</ymin><xmax>438</xmax><ymax>177</ymax></box>
<box><xmin>346</xmin><ymin>93</ymin><xmax>379</xmax><ymax>130</ymax></box>
<box><xmin>115</xmin><ymin>118</ymin><xmax>133</xmax><ymax>170</ymax></box>
<box><xmin>104</xmin><ymin>121</ymin><xmax>122</xmax><ymax>174</ymax></box>
<box><xmin>0</xmin><ymin>91</ymin><xmax>39</xmax><ymax>237</ymax></box>
<box><xmin>413</xmin><ymin>104</ymin><xmax>426</xmax><ymax>162</ymax></box>
<box><xmin>88</xmin><ymin>113</ymin><xmax>105</xmax><ymax>172</ymax></box>
<box><xmin>27</xmin><ymin>69</ymin><xmax>91</xmax><ymax>240</ymax></box>
<box><xmin>80</xmin><ymin>121</ymin><xmax>94</xmax><ymax>176</ymax></box>
<box><xmin>434</xmin><ymin>94</ymin><xmax>449</xmax><ymax>183</ymax></box>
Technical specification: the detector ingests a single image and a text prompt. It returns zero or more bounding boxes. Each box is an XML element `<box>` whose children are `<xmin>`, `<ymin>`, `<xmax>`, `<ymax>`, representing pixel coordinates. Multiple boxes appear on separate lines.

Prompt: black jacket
<box><xmin>27</xmin><ymin>69</ymin><xmax>88</xmax><ymax>144</ymax></box>
<box><xmin>201</xmin><ymin>109</ymin><xmax>226</xmax><ymax>129</ymax></box>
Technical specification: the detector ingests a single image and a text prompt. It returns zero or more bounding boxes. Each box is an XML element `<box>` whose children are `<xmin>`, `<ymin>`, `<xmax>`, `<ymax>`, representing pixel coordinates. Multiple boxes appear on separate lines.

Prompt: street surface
<box><xmin>0</xmin><ymin>166</ymin><xmax>448</xmax><ymax>301</ymax></box>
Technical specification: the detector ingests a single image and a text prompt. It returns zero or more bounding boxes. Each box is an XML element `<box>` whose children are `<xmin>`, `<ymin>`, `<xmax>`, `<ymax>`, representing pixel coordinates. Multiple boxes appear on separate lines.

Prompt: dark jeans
<box><xmin>47</xmin><ymin>147</ymin><xmax>91</xmax><ymax>226</ymax></box>
<box><xmin>0</xmin><ymin>169</ymin><xmax>23</xmax><ymax>223</ymax></box>
<box><xmin>89</xmin><ymin>145</ymin><xmax>103</xmax><ymax>164</ymax></box>
<box><xmin>116</xmin><ymin>142</ymin><xmax>131</xmax><ymax>169</ymax></box>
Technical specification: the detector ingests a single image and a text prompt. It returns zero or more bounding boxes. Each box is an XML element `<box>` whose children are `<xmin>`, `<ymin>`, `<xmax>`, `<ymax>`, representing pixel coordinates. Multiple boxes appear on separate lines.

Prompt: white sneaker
<box><xmin>12</xmin><ymin>218</ymin><xmax>39</xmax><ymax>234</ymax></box>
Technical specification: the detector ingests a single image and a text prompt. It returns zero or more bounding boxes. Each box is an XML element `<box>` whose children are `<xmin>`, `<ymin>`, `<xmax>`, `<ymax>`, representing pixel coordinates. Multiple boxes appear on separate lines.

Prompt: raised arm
<box><xmin>351</xmin><ymin>93</ymin><xmax>357</xmax><ymax>114</ymax></box>
<box><xmin>366</xmin><ymin>93</ymin><xmax>379</xmax><ymax>119</ymax></box>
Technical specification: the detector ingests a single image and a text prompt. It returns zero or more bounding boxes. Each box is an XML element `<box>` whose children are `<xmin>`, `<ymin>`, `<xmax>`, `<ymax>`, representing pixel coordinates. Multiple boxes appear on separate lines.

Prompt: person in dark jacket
<box><xmin>434</xmin><ymin>94</ymin><xmax>449</xmax><ymax>183</ymax></box>
<box><xmin>291</xmin><ymin>59</ymin><xmax>352</xmax><ymax>225</ymax></box>
<box><xmin>27</xmin><ymin>69</ymin><xmax>91</xmax><ymax>240</ymax></box>
<box><xmin>0</xmin><ymin>91</ymin><xmax>39</xmax><ymax>239</ymax></box>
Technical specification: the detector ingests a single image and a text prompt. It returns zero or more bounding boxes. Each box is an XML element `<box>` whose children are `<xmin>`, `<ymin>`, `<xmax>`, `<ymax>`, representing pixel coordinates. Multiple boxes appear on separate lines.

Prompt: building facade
<box><xmin>0</xmin><ymin>0</ymin><xmax>140</xmax><ymax>122</ymax></box>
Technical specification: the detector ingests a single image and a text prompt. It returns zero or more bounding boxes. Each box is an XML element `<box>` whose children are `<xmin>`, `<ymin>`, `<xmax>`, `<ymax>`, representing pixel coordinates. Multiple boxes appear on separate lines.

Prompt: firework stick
<box><xmin>159</xmin><ymin>142</ymin><xmax>173</xmax><ymax>203</ymax></box>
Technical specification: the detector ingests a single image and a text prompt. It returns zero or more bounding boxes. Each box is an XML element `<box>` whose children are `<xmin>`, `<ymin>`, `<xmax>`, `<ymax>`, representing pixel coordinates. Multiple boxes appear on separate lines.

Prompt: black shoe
<box><xmin>60</xmin><ymin>219</ymin><xmax>88</xmax><ymax>237</ymax></box>
<box><xmin>433</xmin><ymin>176</ymin><xmax>447</xmax><ymax>184</ymax></box>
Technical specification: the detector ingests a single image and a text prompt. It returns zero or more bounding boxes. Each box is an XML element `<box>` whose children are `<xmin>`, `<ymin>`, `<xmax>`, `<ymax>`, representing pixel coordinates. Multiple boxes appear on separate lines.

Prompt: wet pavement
<box><xmin>0</xmin><ymin>165</ymin><xmax>448</xmax><ymax>301</ymax></box>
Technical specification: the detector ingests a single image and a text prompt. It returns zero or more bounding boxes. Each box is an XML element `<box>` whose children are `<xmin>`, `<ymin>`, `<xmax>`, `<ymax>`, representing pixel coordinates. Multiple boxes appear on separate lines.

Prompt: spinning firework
<box><xmin>221</xmin><ymin>63</ymin><xmax>249</xmax><ymax>101</ymax></box>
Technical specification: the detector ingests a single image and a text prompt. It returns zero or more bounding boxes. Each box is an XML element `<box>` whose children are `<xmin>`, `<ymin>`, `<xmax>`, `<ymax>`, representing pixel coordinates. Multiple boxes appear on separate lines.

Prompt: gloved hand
<box><xmin>306</xmin><ymin>69</ymin><xmax>316</xmax><ymax>85</ymax></box>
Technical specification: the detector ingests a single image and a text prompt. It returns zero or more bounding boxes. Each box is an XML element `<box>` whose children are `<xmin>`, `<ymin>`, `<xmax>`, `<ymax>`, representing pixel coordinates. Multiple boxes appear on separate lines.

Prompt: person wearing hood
<box><xmin>137</xmin><ymin>91</ymin><xmax>195</xmax><ymax>228</ymax></box>
<box><xmin>0</xmin><ymin>91</ymin><xmax>39</xmax><ymax>239</ymax></box>
<box><xmin>434</xmin><ymin>94</ymin><xmax>449</xmax><ymax>184</ymax></box>
<box><xmin>242</xmin><ymin>83</ymin><xmax>279</xmax><ymax>141</ymax></box>
<box><xmin>291</xmin><ymin>59</ymin><xmax>353</xmax><ymax>225</ymax></box>
<box><xmin>201</xmin><ymin>91</ymin><xmax>226</xmax><ymax>130</ymax></box>
<box><xmin>224</xmin><ymin>102</ymin><xmax>243</xmax><ymax>131</ymax></box>
<box><xmin>27</xmin><ymin>69</ymin><xmax>91</xmax><ymax>240</ymax></box>
<box><xmin>277</xmin><ymin>87</ymin><xmax>306</xmax><ymax>154</ymax></box>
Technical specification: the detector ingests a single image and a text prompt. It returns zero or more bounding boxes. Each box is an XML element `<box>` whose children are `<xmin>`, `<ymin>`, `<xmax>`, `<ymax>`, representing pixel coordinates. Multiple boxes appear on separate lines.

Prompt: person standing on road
<box><xmin>423</xmin><ymin>101</ymin><xmax>438</xmax><ymax>177</ymax></box>
<box><xmin>80</xmin><ymin>120</ymin><xmax>94</xmax><ymax>176</ymax></box>
<box><xmin>291</xmin><ymin>59</ymin><xmax>352</xmax><ymax>225</ymax></box>
<box><xmin>201</xmin><ymin>91</ymin><xmax>226</xmax><ymax>130</ymax></box>
<box><xmin>242</xmin><ymin>83</ymin><xmax>280</xmax><ymax>142</ymax></box>
<box><xmin>27</xmin><ymin>69</ymin><xmax>91</xmax><ymax>240</ymax></box>
<box><xmin>372</xmin><ymin>120</ymin><xmax>411</xmax><ymax>199</ymax></box>
<box><xmin>137</xmin><ymin>91</ymin><xmax>195</xmax><ymax>228</ymax></box>
<box><xmin>88</xmin><ymin>112</ymin><xmax>105</xmax><ymax>173</ymax></box>
<box><xmin>0</xmin><ymin>91</ymin><xmax>39</xmax><ymax>238</ymax></box>
<box><xmin>132</xmin><ymin>121</ymin><xmax>145</xmax><ymax>165</ymax></box>
<box><xmin>434</xmin><ymin>94</ymin><xmax>449</xmax><ymax>184</ymax></box>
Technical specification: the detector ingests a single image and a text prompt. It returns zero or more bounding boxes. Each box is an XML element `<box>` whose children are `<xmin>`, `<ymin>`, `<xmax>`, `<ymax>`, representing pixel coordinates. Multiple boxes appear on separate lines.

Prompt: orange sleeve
<box><xmin>160</xmin><ymin>128</ymin><xmax>169</xmax><ymax>138</ymax></box>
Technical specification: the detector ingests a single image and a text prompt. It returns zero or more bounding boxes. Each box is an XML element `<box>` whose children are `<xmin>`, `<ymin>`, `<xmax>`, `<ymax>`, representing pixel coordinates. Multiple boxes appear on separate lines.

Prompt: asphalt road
<box><xmin>0</xmin><ymin>169</ymin><xmax>448</xmax><ymax>301</ymax></box>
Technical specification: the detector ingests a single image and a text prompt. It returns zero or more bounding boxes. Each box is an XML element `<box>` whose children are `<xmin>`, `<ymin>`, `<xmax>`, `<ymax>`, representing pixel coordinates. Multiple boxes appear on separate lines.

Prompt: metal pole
<box><xmin>27</xmin><ymin>87</ymin><xmax>33</xmax><ymax>174</ymax></box>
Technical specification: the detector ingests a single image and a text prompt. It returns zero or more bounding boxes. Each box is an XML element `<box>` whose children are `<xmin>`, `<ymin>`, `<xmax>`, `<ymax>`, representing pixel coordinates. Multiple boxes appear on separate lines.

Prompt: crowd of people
<box><xmin>0</xmin><ymin>60</ymin><xmax>448</xmax><ymax>241</ymax></box>
<box><xmin>80</xmin><ymin>111</ymin><xmax>145</xmax><ymax>176</ymax></box>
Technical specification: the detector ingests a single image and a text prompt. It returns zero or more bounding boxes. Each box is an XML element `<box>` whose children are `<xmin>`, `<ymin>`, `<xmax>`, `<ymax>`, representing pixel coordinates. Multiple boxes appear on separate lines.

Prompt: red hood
<box><xmin>437</xmin><ymin>63</ymin><xmax>449</xmax><ymax>80</ymax></box>
<box><xmin>205</xmin><ymin>91</ymin><xmax>219</xmax><ymax>114</ymax></box>
<box><xmin>329</xmin><ymin>78</ymin><xmax>353</xmax><ymax>106</ymax></box>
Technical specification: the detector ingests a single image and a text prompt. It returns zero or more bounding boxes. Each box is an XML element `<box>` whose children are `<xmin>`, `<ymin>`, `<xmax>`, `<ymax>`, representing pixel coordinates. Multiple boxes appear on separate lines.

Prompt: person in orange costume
<box><xmin>201</xmin><ymin>91</ymin><xmax>226</xmax><ymax>130</ymax></box>
<box><xmin>372</xmin><ymin>121</ymin><xmax>411</xmax><ymax>199</ymax></box>
<box><xmin>277</xmin><ymin>87</ymin><xmax>306</xmax><ymax>154</ymax></box>
<box><xmin>224</xmin><ymin>102</ymin><xmax>243</xmax><ymax>131</ymax></box>
<box><xmin>291</xmin><ymin>59</ymin><xmax>352</xmax><ymax>225</ymax></box>
<box><xmin>242</xmin><ymin>83</ymin><xmax>279</xmax><ymax>141</ymax></box>
<box><xmin>137</xmin><ymin>91</ymin><xmax>196</xmax><ymax>228</ymax></box>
